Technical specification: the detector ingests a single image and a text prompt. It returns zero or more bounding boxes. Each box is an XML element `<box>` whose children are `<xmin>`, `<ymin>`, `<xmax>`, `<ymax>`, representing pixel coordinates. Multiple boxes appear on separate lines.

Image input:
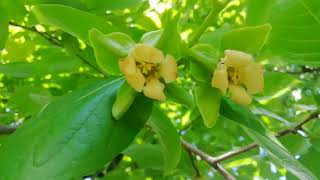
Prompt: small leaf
<box><xmin>164</xmin><ymin>83</ymin><xmax>194</xmax><ymax>108</ymax></box>
<box><xmin>89</xmin><ymin>29</ymin><xmax>126</xmax><ymax>75</ymax></box>
<box><xmin>194</xmin><ymin>83</ymin><xmax>221</xmax><ymax>128</ymax></box>
<box><xmin>156</xmin><ymin>11</ymin><xmax>184</xmax><ymax>58</ymax></box>
<box><xmin>32</xmin><ymin>4</ymin><xmax>115</xmax><ymax>44</ymax></box>
<box><xmin>0</xmin><ymin>78</ymin><xmax>153</xmax><ymax>179</ymax></box>
<box><xmin>112</xmin><ymin>81</ymin><xmax>137</xmax><ymax>120</ymax></box>
<box><xmin>190</xmin><ymin>61</ymin><xmax>212</xmax><ymax>83</ymax></box>
<box><xmin>148</xmin><ymin>106</ymin><xmax>181</xmax><ymax>175</ymax></box>
<box><xmin>221</xmin><ymin>24</ymin><xmax>272</xmax><ymax>54</ymax></box>
<box><xmin>189</xmin><ymin>44</ymin><xmax>219</xmax><ymax>71</ymax></box>
<box><xmin>140</xmin><ymin>11</ymin><xmax>185</xmax><ymax>58</ymax></box>
<box><xmin>90</xmin><ymin>29</ymin><xmax>136</xmax><ymax>56</ymax></box>
<box><xmin>140</xmin><ymin>30</ymin><xmax>162</xmax><ymax>47</ymax></box>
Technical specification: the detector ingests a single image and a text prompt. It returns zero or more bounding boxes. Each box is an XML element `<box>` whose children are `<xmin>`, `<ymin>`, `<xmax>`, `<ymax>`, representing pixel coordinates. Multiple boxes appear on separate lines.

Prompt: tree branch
<box><xmin>8</xmin><ymin>22</ymin><xmax>107</xmax><ymax>76</ymax></box>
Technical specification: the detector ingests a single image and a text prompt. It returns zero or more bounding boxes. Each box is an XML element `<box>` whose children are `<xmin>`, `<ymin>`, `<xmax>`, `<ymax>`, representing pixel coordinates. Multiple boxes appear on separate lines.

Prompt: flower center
<box><xmin>136</xmin><ymin>61</ymin><xmax>160</xmax><ymax>78</ymax></box>
<box><xmin>227</xmin><ymin>67</ymin><xmax>240</xmax><ymax>85</ymax></box>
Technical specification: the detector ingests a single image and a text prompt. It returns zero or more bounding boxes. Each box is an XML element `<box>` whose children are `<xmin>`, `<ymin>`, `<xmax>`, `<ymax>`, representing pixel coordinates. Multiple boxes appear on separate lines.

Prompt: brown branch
<box><xmin>212</xmin><ymin>164</ymin><xmax>236</xmax><ymax>180</ymax></box>
<box><xmin>8</xmin><ymin>22</ymin><xmax>106</xmax><ymax>76</ymax></box>
<box><xmin>0</xmin><ymin>125</ymin><xmax>17</xmax><ymax>135</ymax></box>
<box><xmin>181</xmin><ymin>140</ymin><xmax>236</xmax><ymax>180</ymax></box>
<box><xmin>182</xmin><ymin>111</ymin><xmax>319</xmax><ymax>171</ymax></box>
<box><xmin>212</xmin><ymin>143</ymin><xmax>258</xmax><ymax>164</ymax></box>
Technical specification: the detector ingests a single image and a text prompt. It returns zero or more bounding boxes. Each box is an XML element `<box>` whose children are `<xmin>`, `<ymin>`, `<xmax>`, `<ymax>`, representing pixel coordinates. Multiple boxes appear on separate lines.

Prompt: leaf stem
<box><xmin>188</xmin><ymin>0</ymin><xmax>230</xmax><ymax>47</ymax></box>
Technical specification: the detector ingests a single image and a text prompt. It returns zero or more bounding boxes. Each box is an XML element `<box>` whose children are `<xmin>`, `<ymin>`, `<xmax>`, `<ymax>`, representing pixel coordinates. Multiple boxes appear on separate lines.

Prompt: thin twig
<box><xmin>181</xmin><ymin>140</ymin><xmax>236</xmax><ymax>180</ymax></box>
<box><xmin>212</xmin><ymin>143</ymin><xmax>258</xmax><ymax>163</ymax></box>
<box><xmin>188</xmin><ymin>0</ymin><xmax>230</xmax><ymax>47</ymax></box>
<box><xmin>9</xmin><ymin>22</ymin><xmax>62</xmax><ymax>46</ymax></box>
<box><xmin>9</xmin><ymin>22</ymin><xmax>106</xmax><ymax>76</ymax></box>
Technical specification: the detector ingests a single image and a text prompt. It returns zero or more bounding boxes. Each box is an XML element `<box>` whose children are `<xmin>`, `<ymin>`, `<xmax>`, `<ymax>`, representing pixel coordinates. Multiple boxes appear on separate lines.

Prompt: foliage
<box><xmin>0</xmin><ymin>0</ymin><xmax>319</xmax><ymax>179</ymax></box>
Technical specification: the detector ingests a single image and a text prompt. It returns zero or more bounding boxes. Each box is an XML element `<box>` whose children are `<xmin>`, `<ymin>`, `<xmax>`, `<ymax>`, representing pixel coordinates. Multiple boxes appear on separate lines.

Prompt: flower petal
<box><xmin>160</xmin><ymin>55</ymin><xmax>177</xmax><ymax>83</ymax></box>
<box><xmin>119</xmin><ymin>56</ymin><xmax>136</xmax><ymax>75</ymax></box>
<box><xmin>211</xmin><ymin>64</ymin><xmax>228</xmax><ymax>94</ymax></box>
<box><xmin>239</xmin><ymin>62</ymin><xmax>264</xmax><ymax>94</ymax></box>
<box><xmin>143</xmin><ymin>78</ymin><xmax>166</xmax><ymax>101</ymax></box>
<box><xmin>125</xmin><ymin>69</ymin><xmax>146</xmax><ymax>92</ymax></box>
<box><xmin>228</xmin><ymin>85</ymin><xmax>252</xmax><ymax>106</ymax></box>
<box><xmin>224</xmin><ymin>50</ymin><xmax>253</xmax><ymax>68</ymax></box>
<box><xmin>131</xmin><ymin>43</ymin><xmax>164</xmax><ymax>63</ymax></box>
<box><xmin>149</xmin><ymin>46</ymin><xmax>165</xmax><ymax>63</ymax></box>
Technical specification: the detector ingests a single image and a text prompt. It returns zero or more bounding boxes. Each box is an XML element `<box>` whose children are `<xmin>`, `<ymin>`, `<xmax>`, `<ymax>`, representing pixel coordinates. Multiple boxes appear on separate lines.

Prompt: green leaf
<box><xmin>267</xmin><ymin>0</ymin><xmax>320</xmax><ymax>66</ymax></box>
<box><xmin>89</xmin><ymin>29</ymin><xmax>126</xmax><ymax>75</ymax></box>
<box><xmin>246</xmin><ymin>0</ymin><xmax>276</xmax><ymax>25</ymax></box>
<box><xmin>221</xmin><ymin>24</ymin><xmax>272</xmax><ymax>54</ymax></box>
<box><xmin>244</xmin><ymin>128</ymin><xmax>318</xmax><ymax>180</ymax></box>
<box><xmin>0</xmin><ymin>54</ymin><xmax>83</xmax><ymax>78</ymax></box>
<box><xmin>124</xmin><ymin>144</ymin><xmax>194</xmax><ymax>176</ymax></box>
<box><xmin>142</xmin><ymin>11</ymin><xmax>184</xmax><ymax>58</ymax></box>
<box><xmin>157</xmin><ymin>12</ymin><xmax>184</xmax><ymax>58</ymax></box>
<box><xmin>0</xmin><ymin>78</ymin><xmax>153</xmax><ymax>179</ymax></box>
<box><xmin>299</xmin><ymin>0</ymin><xmax>320</xmax><ymax>24</ymax></box>
<box><xmin>148</xmin><ymin>106</ymin><xmax>181</xmax><ymax>175</ymax></box>
<box><xmin>9</xmin><ymin>86</ymin><xmax>53</xmax><ymax>116</ymax></box>
<box><xmin>0</xmin><ymin>11</ymin><xmax>8</xmax><ymax>49</ymax></box>
<box><xmin>195</xmin><ymin>84</ymin><xmax>221</xmax><ymax>128</ymax></box>
<box><xmin>85</xmin><ymin>0</ymin><xmax>143</xmax><ymax>10</ymax></box>
<box><xmin>220</xmin><ymin>98</ymin><xmax>272</xmax><ymax>134</ymax></box>
<box><xmin>164</xmin><ymin>83</ymin><xmax>194</xmax><ymax>108</ymax></box>
<box><xmin>124</xmin><ymin>144</ymin><xmax>164</xmax><ymax>170</ymax></box>
<box><xmin>189</xmin><ymin>44</ymin><xmax>219</xmax><ymax>71</ymax></box>
<box><xmin>258</xmin><ymin>72</ymin><xmax>300</xmax><ymax>103</ymax></box>
<box><xmin>199</xmin><ymin>24</ymin><xmax>233</xmax><ymax>49</ymax></box>
<box><xmin>32</xmin><ymin>4</ymin><xmax>115</xmax><ymax>44</ymax></box>
<box><xmin>112</xmin><ymin>81</ymin><xmax>137</xmax><ymax>120</ymax></box>
<box><xmin>298</xmin><ymin>145</ymin><xmax>320</xmax><ymax>178</ymax></box>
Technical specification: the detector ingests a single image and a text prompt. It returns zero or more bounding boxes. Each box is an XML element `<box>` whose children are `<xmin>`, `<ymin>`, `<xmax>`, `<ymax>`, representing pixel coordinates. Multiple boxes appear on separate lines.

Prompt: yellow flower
<box><xmin>119</xmin><ymin>43</ymin><xmax>177</xmax><ymax>101</ymax></box>
<box><xmin>211</xmin><ymin>50</ymin><xmax>264</xmax><ymax>106</ymax></box>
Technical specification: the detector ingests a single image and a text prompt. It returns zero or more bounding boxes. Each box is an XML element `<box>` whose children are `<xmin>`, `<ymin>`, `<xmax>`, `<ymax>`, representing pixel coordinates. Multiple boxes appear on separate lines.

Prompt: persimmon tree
<box><xmin>0</xmin><ymin>0</ymin><xmax>319</xmax><ymax>179</ymax></box>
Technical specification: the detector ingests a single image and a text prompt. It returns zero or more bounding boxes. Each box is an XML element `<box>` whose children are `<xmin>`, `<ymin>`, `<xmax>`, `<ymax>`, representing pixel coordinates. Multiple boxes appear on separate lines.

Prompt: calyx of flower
<box><xmin>119</xmin><ymin>43</ymin><xmax>177</xmax><ymax>101</ymax></box>
<box><xmin>211</xmin><ymin>50</ymin><xmax>264</xmax><ymax>106</ymax></box>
